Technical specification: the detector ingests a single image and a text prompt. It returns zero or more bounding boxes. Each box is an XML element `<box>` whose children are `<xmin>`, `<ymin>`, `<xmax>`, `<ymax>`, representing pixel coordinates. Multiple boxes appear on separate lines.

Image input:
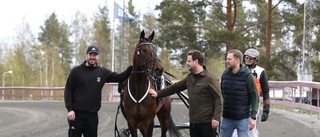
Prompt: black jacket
<box><xmin>64</xmin><ymin>61</ymin><xmax>132</xmax><ymax>112</ymax></box>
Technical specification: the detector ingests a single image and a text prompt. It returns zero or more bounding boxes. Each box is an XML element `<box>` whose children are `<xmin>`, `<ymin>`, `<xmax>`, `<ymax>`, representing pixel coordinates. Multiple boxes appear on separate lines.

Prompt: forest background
<box><xmin>0</xmin><ymin>0</ymin><xmax>320</xmax><ymax>95</ymax></box>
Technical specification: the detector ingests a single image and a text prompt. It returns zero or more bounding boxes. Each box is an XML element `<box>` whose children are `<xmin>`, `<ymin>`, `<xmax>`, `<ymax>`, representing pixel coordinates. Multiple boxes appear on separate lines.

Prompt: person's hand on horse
<box><xmin>148</xmin><ymin>88</ymin><xmax>158</xmax><ymax>98</ymax></box>
<box><xmin>68</xmin><ymin>111</ymin><xmax>76</xmax><ymax>121</ymax></box>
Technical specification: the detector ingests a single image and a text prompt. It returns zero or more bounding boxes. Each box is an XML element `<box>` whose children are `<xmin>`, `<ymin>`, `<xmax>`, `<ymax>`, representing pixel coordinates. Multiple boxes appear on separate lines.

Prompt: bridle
<box><xmin>128</xmin><ymin>38</ymin><xmax>164</xmax><ymax>103</ymax></box>
<box><xmin>132</xmin><ymin>38</ymin><xmax>162</xmax><ymax>84</ymax></box>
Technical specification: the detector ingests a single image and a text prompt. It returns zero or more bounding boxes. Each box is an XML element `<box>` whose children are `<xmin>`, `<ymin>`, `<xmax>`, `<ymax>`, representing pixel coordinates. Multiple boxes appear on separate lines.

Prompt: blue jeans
<box><xmin>220</xmin><ymin>117</ymin><xmax>250</xmax><ymax>137</ymax></box>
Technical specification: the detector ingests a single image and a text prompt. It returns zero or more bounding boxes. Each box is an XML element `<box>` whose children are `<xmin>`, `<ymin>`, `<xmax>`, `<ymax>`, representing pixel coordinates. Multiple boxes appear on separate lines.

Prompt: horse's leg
<box><xmin>157</xmin><ymin>113</ymin><xmax>169</xmax><ymax>137</ymax></box>
<box><xmin>124</xmin><ymin>102</ymin><xmax>138</xmax><ymax>137</ymax></box>
<box><xmin>139</xmin><ymin>118</ymin><xmax>155</xmax><ymax>137</ymax></box>
<box><xmin>127</xmin><ymin>121</ymin><xmax>138</xmax><ymax>137</ymax></box>
<box><xmin>157</xmin><ymin>97</ymin><xmax>171</xmax><ymax>137</ymax></box>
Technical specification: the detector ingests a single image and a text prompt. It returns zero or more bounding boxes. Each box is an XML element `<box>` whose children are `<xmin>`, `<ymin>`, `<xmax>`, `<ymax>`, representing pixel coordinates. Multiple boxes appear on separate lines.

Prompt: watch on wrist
<box><xmin>251</xmin><ymin>117</ymin><xmax>256</xmax><ymax>120</ymax></box>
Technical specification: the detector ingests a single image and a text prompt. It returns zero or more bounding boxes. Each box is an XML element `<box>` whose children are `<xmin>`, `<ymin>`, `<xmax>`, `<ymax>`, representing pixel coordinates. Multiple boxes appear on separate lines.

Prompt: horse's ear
<box><xmin>148</xmin><ymin>30</ymin><xmax>155</xmax><ymax>41</ymax></box>
<box><xmin>140</xmin><ymin>30</ymin><xmax>145</xmax><ymax>41</ymax></box>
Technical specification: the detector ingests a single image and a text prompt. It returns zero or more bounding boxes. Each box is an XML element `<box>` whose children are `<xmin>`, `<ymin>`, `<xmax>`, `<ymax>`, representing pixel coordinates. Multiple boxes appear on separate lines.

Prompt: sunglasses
<box><xmin>245</xmin><ymin>56</ymin><xmax>256</xmax><ymax>60</ymax></box>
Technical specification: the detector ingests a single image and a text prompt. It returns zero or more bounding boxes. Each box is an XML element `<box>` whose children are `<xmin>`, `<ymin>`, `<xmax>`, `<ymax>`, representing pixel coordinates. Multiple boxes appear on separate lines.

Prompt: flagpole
<box><xmin>121</xmin><ymin>0</ymin><xmax>125</xmax><ymax>71</ymax></box>
<box><xmin>111</xmin><ymin>0</ymin><xmax>115</xmax><ymax>71</ymax></box>
<box><xmin>113</xmin><ymin>1</ymin><xmax>136</xmax><ymax>71</ymax></box>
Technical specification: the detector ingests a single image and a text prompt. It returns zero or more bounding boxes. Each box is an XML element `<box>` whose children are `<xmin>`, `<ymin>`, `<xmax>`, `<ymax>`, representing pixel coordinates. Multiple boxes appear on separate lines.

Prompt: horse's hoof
<box><xmin>119</xmin><ymin>128</ymin><xmax>130</xmax><ymax>137</ymax></box>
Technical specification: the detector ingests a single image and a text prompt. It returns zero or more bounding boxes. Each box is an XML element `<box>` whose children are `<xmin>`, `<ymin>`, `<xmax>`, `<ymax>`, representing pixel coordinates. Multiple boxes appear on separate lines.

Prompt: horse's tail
<box><xmin>168</xmin><ymin>115</ymin><xmax>182</xmax><ymax>137</ymax></box>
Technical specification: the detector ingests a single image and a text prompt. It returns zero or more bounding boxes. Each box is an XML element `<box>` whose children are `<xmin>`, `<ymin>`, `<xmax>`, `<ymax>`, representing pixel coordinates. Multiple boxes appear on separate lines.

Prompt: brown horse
<box><xmin>122</xmin><ymin>30</ymin><xmax>180</xmax><ymax>137</ymax></box>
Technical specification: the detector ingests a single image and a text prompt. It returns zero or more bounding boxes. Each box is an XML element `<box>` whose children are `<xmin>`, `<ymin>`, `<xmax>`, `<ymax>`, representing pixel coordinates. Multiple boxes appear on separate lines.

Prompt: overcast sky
<box><xmin>0</xmin><ymin>0</ymin><xmax>305</xmax><ymax>41</ymax></box>
<box><xmin>0</xmin><ymin>0</ymin><xmax>161</xmax><ymax>40</ymax></box>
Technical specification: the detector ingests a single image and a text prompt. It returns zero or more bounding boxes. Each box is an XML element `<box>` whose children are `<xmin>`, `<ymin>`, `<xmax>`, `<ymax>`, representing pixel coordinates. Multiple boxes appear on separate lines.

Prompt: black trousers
<box><xmin>68</xmin><ymin>111</ymin><xmax>99</xmax><ymax>137</ymax></box>
<box><xmin>190</xmin><ymin>122</ymin><xmax>217</xmax><ymax>137</ymax></box>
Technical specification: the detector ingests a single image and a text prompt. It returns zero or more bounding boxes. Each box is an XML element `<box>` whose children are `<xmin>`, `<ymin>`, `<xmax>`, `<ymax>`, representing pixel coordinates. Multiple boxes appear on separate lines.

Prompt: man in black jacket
<box><xmin>64</xmin><ymin>46</ymin><xmax>132</xmax><ymax>137</ymax></box>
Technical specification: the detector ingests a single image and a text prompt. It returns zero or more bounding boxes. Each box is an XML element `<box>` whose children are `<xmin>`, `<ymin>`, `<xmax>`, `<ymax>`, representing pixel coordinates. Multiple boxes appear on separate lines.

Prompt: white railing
<box><xmin>1</xmin><ymin>81</ymin><xmax>320</xmax><ymax>117</ymax></box>
<box><xmin>269</xmin><ymin>81</ymin><xmax>320</xmax><ymax>117</ymax></box>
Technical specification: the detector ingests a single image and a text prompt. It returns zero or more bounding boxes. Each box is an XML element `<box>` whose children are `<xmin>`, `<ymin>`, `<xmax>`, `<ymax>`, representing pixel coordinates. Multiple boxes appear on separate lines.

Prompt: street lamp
<box><xmin>2</xmin><ymin>70</ymin><xmax>13</xmax><ymax>101</ymax></box>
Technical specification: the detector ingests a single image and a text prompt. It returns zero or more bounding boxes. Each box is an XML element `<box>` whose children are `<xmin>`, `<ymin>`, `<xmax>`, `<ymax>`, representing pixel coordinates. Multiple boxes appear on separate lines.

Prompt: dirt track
<box><xmin>0</xmin><ymin>101</ymin><xmax>319</xmax><ymax>137</ymax></box>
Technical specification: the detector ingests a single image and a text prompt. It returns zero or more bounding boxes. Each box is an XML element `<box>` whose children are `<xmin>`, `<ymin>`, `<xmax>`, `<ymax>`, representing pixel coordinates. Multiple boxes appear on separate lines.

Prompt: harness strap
<box><xmin>128</xmin><ymin>79</ymin><xmax>150</xmax><ymax>103</ymax></box>
<box><xmin>155</xmin><ymin>75</ymin><xmax>166</xmax><ymax>113</ymax></box>
<box><xmin>114</xmin><ymin>98</ymin><xmax>122</xmax><ymax>137</ymax></box>
<box><xmin>164</xmin><ymin>70</ymin><xmax>180</xmax><ymax>80</ymax></box>
<box><xmin>120</xmin><ymin>93</ymin><xmax>127</xmax><ymax>120</ymax></box>
<box><xmin>131</xmin><ymin>70</ymin><xmax>145</xmax><ymax>74</ymax></box>
<box><xmin>156</xmin><ymin>98</ymin><xmax>164</xmax><ymax>113</ymax></box>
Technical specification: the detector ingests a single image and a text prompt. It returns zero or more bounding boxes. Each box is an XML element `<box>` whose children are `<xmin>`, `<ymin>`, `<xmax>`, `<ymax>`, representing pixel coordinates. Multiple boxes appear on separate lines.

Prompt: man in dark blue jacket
<box><xmin>64</xmin><ymin>46</ymin><xmax>132</xmax><ymax>137</ymax></box>
<box><xmin>220</xmin><ymin>49</ymin><xmax>259</xmax><ymax>137</ymax></box>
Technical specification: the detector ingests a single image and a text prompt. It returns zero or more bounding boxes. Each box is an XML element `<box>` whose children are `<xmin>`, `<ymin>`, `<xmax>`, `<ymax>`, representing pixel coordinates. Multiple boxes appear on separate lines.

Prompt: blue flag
<box><xmin>114</xmin><ymin>2</ymin><xmax>137</xmax><ymax>23</ymax></box>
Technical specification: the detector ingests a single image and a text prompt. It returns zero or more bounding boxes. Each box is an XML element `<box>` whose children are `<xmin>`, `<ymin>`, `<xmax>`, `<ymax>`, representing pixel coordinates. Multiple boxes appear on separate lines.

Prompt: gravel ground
<box><xmin>0</xmin><ymin>101</ymin><xmax>319</xmax><ymax>137</ymax></box>
<box><xmin>259</xmin><ymin>108</ymin><xmax>320</xmax><ymax>137</ymax></box>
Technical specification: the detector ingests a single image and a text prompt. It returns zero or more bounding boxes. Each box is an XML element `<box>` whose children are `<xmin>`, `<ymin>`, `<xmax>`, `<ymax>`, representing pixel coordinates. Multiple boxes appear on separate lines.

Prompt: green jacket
<box><xmin>158</xmin><ymin>66</ymin><xmax>223</xmax><ymax>123</ymax></box>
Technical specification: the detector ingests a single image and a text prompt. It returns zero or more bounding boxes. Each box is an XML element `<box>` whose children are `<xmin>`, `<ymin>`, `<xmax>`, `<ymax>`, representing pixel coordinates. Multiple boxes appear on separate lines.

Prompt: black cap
<box><xmin>86</xmin><ymin>46</ymin><xmax>99</xmax><ymax>54</ymax></box>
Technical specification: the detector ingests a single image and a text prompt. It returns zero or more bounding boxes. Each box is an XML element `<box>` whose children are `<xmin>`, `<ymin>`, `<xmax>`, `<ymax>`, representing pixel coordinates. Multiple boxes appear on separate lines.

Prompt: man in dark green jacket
<box><xmin>149</xmin><ymin>50</ymin><xmax>223</xmax><ymax>137</ymax></box>
<box><xmin>220</xmin><ymin>49</ymin><xmax>259</xmax><ymax>137</ymax></box>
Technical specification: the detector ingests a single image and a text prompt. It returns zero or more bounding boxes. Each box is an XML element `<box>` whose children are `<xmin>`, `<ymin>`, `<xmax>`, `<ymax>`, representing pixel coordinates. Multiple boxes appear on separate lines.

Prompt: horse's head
<box><xmin>133</xmin><ymin>30</ymin><xmax>164</xmax><ymax>78</ymax></box>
